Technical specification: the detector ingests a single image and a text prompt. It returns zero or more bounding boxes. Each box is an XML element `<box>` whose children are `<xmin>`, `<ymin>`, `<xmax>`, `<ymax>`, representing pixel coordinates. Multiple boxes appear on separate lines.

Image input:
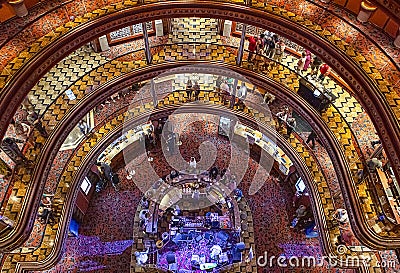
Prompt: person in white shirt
<box><xmin>220</xmin><ymin>80</ymin><xmax>231</xmax><ymax>104</ymax></box>
<box><xmin>334</xmin><ymin>208</ymin><xmax>348</xmax><ymax>224</ymax></box>
<box><xmin>238</xmin><ymin>82</ymin><xmax>248</xmax><ymax>101</ymax></box>
<box><xmin>189</xmin><ymin>157</ymin><xmax>197</xmax><ymax>169</ymax></box>
<box><xmin>276</xmin><ymin>106</ymin><xmax>289</xmax><ymax>130</ymax></box>
<box><xmin>210</xmin><ymin>245</ymin><xmax>222</xmax><ymax>260</ymax></box>
<box><xmin>135</xmin><ymin>249</ymin><xmax>149</xmax><ymax>265</ymax></box>
<box><xmin>220</xmin><ymin>81</ymin><xmax>230</xmax><ymax>94</ymax></box>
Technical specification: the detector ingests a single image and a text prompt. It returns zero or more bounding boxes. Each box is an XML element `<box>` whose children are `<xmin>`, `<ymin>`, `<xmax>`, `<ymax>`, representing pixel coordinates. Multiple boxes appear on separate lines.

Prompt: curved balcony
<box><xmin>0</xmin><ymin>2</ymin><xmax>396</xmax><ymax>270</ymax></box>
<box><xmin>0</xmin><ymin>1</ymin><xmax>399</xmax><ymax>181</ymax></box>
<box><xmin>1</xmin><ymin>99</ymin><xmax>344</xmax><ymax>272</ymax></box>
<box><xmin>0</xmin><ymin>35</ymin><xmax>396</xmax><ymax>253</ymax></box>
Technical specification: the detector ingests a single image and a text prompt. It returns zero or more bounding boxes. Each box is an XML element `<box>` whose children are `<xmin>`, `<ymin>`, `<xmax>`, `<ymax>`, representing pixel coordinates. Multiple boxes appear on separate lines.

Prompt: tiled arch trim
<box><xmin>0</xmin><ymin>1</ymin><xmax>399</xmax><ymax>180</ymax></box>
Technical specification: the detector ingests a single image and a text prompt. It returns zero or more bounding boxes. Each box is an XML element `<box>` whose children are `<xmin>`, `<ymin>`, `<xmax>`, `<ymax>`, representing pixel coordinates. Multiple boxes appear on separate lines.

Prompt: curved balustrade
<box><xmin>3</xmin><ymin>41</ymin><xmax>364</xmax><ymax>151</ymax></box>
<box><xmin>0</xmin><ymin>93</ymin><xmax>362</xmax><ymax>268</ymax></box>
<box><xmin>0</xmin><ymin>1</ymin><xmax>398</xmax><ymax>170</ymax></box>
<box><xmin>0</xmin><ymin>59</ymin><xmax>396</xmax><ymax>255</ymax></box>
<box><xmin>1</xmin><ymin>101</ymin><xmax>343</xmax><ymax>272</ymax></box>
<box><xmin>0</xmin><ymin>0</ymin><xmax>398</xmax><ymax>70</ymax></box>
<box><xmin>0</xmin><ymin>0</ymin><xmax>396</xmax><ymax>270</ymax></box>
<box><xmin>0</xmin><ymin>1</ymin><xmax>396</xmax><ymax>178</ymax></box>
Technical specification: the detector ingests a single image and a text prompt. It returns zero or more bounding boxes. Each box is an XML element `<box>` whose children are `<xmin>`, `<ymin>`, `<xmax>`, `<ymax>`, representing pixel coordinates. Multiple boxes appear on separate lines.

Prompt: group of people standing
<box><xmin>297</xmin><ymin>51</ymin><xmax>331</xmax><ymax>82</ymax></box>
<box><xmin>246</xmin><ymin>30</ymin><xmax>331</xmax><ymax>83</ymax></box>
<box><xmin>186</xmin><ymin>79</ymin><xmax>201</xmax><ymax>101</ymax></box>
<box><xmin>275</xmin><ymin>105</ymin><xmax>296</xmax><ymax>138</ymax></box>
<box><xmin>1</xmin><ymin>97</ymin><xmax>48</xmax><ymax>166</ymax></box>
<box><xmin>215</xmin><ymin>76</ymin><xmax>249</xmax><ymax>105</ymax></box>
<box><xmin>247</xmin><ymin>31</ymin><xmax>286</xmax><ymax>71</ymax></box>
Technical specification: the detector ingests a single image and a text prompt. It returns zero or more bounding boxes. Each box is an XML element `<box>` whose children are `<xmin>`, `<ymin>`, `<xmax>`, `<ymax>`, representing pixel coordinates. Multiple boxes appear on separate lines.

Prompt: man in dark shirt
<box><xmin>209</xmin><ymin>166</ymin><xmax>219</xmax><ymax>180</ymax></box>
<box><xmin>306</xmin><ymin>131</ymin><xmax>317</xmax><ymax>150</ymax></box>
<box><xmin>95</xmin><ymin>161</ymin><xmax>113</xmax><ymax>183</ymax></box>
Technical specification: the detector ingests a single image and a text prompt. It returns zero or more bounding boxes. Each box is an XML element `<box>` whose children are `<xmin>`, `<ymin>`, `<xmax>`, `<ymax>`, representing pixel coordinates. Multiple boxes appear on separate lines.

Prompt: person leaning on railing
<box><xmin>186</xmin><ymin>79</ymin><xmax>193</xmax><ymax>100</ymax></box>
<box><xmin>285</xmin><ymin>117</ymin><xmax>296</xmax><ymax>138</ymax></box>
<box><xmin>192</xmin><ymin>81</ymin><xmax>200</xmax><ymax>100</ymax></box>
<box><xmin>247</xmin><ymin>36</ymin><xmax>257</xmax><ymax>63</ymax></box>
<box><xmin>1</xmin><ymin>137</ymin><xmax>32</xmax><ymax>166</ymax></box>
<box><xmin>366</xmin><ymin>157</ymin><xmax>383</xmax><ymax>172</ymax></box>
<box><xmin>270</xmin><ymin>39</ymin><xmax>286</xmax><ymax>69</ymax></box>
<box><xmin>262</xmin><ymin>91</ymin><xmax>276</xmax><ymax>105</ymax></box>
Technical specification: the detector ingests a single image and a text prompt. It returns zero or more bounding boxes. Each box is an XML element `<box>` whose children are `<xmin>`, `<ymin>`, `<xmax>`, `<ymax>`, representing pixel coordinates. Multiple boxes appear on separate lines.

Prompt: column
<box><xmin>394</xmin><ymin>28</ymin><xmax>400</xmax><ymax>48</ymax></box>
<box><xmin>223</xmin><ymin>20</ymin><xmax>232</xmax><ymax>37</ymax></box>
<box><xmin>142</xmin><ymin>22</ymin><xmax>152</xmax><ymax>64</ymax></box>
<box><xmin>236</xmin><ymin>24</ymin><xmax>247</xmax><ymax>66</ymax></box>
<box><xmin>8</xmin><ymin>0</ymin><xmax>28</xmax><ymax>17</ymax></box>
<box><xmin>98</xmin><ymin>35</ymin><xmax>110</xmax><ymax>51</ymax></box>
<box><xmin>90</xmin><ymin>39</ymin><xmax>101</xmax><ymax>53</ymax></box>
<box><xmin>230</xmin><ymin>78</ymin><xmax>238</xmax><ymax>108</ymax></box>
<box><xmin>163</xmin><ymin>18</ymin><xmax>172</xmax><ymax>35</ymax></box>
<box><xmin>155</xmin><ymin>20</ymin><xmax>164</xmax><ymax>37</ymax></box>
<box><xmin>150</xmin><ymin>79</ymin><xmax>158</xmax><ymax>108</ymax></box>
<box><xmin>357</xmin><ymin>1</ymin><xmax>377</xmax><ymax>23</ymax></box>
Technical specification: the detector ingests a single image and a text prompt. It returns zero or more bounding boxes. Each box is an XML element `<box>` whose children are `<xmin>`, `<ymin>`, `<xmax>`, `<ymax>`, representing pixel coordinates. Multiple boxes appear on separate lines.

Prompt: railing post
<box><xmin>236</xmin><ymin>24</ymin><xmax>247</xmax><ymax>66</ymax></box>
<box><xmin>142</xmin><ymin>22</ymin><xmax>152</xmax><ymax>64</ymax></box>
<box><xmin>230</xmin><ymin>78</ymin><xmax>239</xmax><ymax>108</ymax></box>
<box><xmin>150</xmin><ymin>79</ymin><xmax>157</xmax><ymax>108</ymax></box>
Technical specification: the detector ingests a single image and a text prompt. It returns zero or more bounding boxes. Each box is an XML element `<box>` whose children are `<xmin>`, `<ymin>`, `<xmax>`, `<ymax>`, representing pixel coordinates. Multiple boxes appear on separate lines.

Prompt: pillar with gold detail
<box><xmin>357</xmin><ymin>1</ymin><xmax>377</xmax><ymax>23</ymax></box>
<box><xmin>320</xmin><ymin>0</ymin><xmax>331</xmax><ymax>4</ymax></box>
<box><xmin>394</xmin><ymin>27</ymin><xmax>400</xmax><ymax>48</ymax></box>
<box><xmin>8</xmin><ymin>0</ymin><xmax>28</xmax><ymax>17</ymax></box>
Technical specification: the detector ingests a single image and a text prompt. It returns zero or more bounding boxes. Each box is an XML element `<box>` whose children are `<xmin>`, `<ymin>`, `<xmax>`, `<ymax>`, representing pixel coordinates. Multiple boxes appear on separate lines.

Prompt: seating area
<box><xmin>132</xmin><ymin>166</ymin><xmax>252</xmax><ymax>272</ymax></box>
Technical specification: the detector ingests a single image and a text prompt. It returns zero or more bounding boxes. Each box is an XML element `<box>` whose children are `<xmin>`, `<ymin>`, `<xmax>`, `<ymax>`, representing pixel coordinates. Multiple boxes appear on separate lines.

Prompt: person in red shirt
<box><xmin>247</xmin><ymin>36</ymin><xmax>257</xmax><ymax>62</ymax></box>
<box><xmin>318</xmin><ymin>63</ymin><xmax>330</xmax><ymax>82</ymax></box>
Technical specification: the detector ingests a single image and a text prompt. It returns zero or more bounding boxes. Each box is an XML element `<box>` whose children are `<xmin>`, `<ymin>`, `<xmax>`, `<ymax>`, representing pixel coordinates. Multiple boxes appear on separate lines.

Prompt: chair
<box><xmin>195</xmin><ymin>234</ymin><xmax>203</xmax><ymax>242</ymax></box>
<box><xmin>172</xmin><ymin>233</ymin><xmax>182</xmax><ymax>245</ymax></box>
<box><xmin>236</xmin><ymin>242</ymin><xmax>246</xmax><ymax>251</ymax></box>
<box><xmin>204</xmin><ymin>232</ymin><xmax>213</xmax><ymax>241</ymax></box>
<box><xmin>211</xmin><ymin>221</ymin><xmax>220</xmax><ymax>229</ymax></box>
<box><xmin>191</xmin><ymin>254</ymin><xmax>200</xmax><ymax>269</ymax></box>
<box><xmin>191</xmin><ymin>254</ymin><xmax>200</xmax><ymax>263</ymax></box>
<box><xmin>216</xmin><ymin>231</ymin><xmax>229</xmax><ymax>242</ymax></box>
<box><xmin>167</xmin><ymin>253</ymin><xmax>178</xmax><ymax>271</ymax></box>
<box><xmin>232</xmin><ymin>248</ymin><xmax>242</xmax><ymax>263</ymax></box>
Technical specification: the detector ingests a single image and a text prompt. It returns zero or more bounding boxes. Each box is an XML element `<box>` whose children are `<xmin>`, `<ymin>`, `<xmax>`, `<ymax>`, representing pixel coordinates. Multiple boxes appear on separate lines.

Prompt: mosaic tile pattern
<box><xmin>30</xmin><ymin>46</ymin><xmax>109</xmax><ymax>115</ymax></box>
<box><xmin>0</xmin><ymin>0</ymin><xmax>398</xmax><ymax>122</ymax></box>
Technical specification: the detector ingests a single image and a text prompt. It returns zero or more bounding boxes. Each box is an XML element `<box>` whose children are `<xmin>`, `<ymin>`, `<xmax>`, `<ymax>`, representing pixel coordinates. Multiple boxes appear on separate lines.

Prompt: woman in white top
<box><xmin>334</xmin><ymin>208</ymin><xmax>348</xmax><ymax>224</ymax></box>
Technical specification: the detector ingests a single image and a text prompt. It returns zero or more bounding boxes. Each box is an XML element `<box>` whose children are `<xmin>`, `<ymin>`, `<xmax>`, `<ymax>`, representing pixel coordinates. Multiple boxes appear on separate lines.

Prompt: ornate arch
<box><xmin>0</xmin><ymin>62</ymin><xmax>368</xmax><ymax>252</ymax></box>
<box><xmin>0</xmin><ymin>2</ymin><xmax>398</xmax><ymax>177</ymax></box>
